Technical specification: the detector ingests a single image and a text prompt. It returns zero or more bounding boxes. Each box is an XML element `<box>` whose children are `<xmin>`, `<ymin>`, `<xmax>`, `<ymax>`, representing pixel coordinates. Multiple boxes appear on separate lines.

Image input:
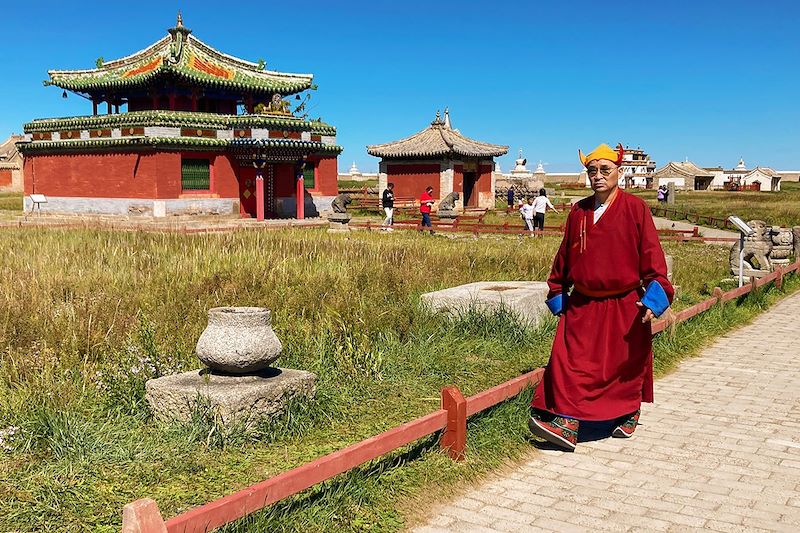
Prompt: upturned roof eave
<box><xmin>45</xmin><ymin>31</ymin><xmax>313</xmax><ymax>95</ymax></box>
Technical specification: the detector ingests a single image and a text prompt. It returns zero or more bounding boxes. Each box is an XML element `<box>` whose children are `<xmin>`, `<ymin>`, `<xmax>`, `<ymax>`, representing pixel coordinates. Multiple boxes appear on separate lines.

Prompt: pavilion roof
<box><xmin>46</xmin><ymin>15</ymin><xmax>313</xmax><ymax>97</ymax></box>
<box><xmin>654</xmin><ymin>161</ymin><xmax>714</xmax><ymax>178</ymax></box>
<box><xmin>367</xmin><ymin>110</ymin><xmax>508</xmax><ymax>159</ymax></box>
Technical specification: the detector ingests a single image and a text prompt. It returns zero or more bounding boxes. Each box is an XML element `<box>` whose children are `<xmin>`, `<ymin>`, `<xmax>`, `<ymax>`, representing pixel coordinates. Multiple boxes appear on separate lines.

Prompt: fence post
<box><xmin>440</xmin><ymin>386</ymin><xmax>467</xmax><ymax>461</ymax></box>
<box><xmin>693</xmin><ymin>226</ymin><xmax>699</xmax><ymax>237</ymax></box>
<box><xmin>122</xmin><ymin>498</ymin><xmax>167</xmax><ymax>533</ymax></box>
<box><xmin>776</xmin><ymin>267</ymin><xmax>784</xmax><ymax>290</ymax></box>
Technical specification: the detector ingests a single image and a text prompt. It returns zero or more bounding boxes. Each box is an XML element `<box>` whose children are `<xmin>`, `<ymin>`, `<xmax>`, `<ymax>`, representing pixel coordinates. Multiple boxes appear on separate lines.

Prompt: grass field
<box><xmin>630</xmin><ymin>183</ymin><xmax>800</xmax><ymax>228</ymax></box>
<box><xmin>0</xmin><ymin>192</ymin><xmax>22</xmax><ymax>216</ymax></box>
<box><xmin>0</xmin><ymin>227</ymin><xmax>797</xmax><ymax>531</ymax></box>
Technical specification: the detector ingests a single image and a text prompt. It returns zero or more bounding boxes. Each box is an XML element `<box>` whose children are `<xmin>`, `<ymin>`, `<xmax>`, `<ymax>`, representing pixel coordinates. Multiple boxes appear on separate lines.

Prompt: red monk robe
<box><xmin>531</xmin><ymin>189</ymin><xmax>674</xmax><ymax>421</ymax></box>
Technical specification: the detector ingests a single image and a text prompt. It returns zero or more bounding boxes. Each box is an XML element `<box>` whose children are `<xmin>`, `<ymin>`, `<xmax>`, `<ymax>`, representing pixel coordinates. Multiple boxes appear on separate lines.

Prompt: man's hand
<box><xmin>635</xmin><ymin>301</ymin><xmax>655</xmax><ymax>323</ymax></box>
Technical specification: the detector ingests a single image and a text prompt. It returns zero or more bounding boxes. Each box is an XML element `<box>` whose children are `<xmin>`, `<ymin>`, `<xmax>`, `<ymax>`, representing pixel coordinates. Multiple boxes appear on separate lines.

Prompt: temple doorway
<box><xmin>463</xmin><ymin>172</ymin><xmax>477</xmax><ymax>207</ymax></box>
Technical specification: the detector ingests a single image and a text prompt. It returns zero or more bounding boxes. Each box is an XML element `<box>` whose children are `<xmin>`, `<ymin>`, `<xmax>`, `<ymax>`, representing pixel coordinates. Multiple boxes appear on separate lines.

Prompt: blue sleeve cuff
<box><xmin>546</xmin><ymin>293</ymin><xmax>566</xmax><ymax>315</ymax></box>
<box><xmin>641</xmin><ymin>280</ymin><xmax>670</xmax><ymax>317</ymax></box>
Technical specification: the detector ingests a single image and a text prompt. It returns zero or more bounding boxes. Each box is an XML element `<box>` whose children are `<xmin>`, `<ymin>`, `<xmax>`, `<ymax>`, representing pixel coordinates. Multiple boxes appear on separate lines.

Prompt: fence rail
<box><xmin>350</xmin><ymin>219</ymin><xmax>737</xmax><ymax>242</ymax></box>
<box><xmin>649</xmin><ymin>206</ymin><xmax>736</xmax><ymax>229</ymax></box>
<box><xmin>122</xmin><ymin>259</ymin><xmax>800</xmax><ymax>533</ymax></box>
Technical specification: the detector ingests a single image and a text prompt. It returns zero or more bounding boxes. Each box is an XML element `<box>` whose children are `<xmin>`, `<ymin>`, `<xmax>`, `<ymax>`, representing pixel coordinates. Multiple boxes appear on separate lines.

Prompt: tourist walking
<box><xmin>507</xmin><ymin>187</ymin><xmax>515</xmax><ymax>209</ymax></box>
<box><xmin>420</xmin><ymin>186</ymin><xmax>435</xmax><ymax>233</ymax></box>
<box><xmin>532</xmin><ymin>188</ymin><xmax>559</xmax><ymax>232</ymax></box>
<box><xmin>382</xmin><ymin>182</ymin><xmax>395</xmax><ymax>229</ymax></box>
<box><xmin>529</xmin><ymin>143</ymin><xmax>674</xmax><ymax>451</ymax></box>
<box><xmin>519</xmin><ymin>197</ymin><xmax>536</xmax><ymax>232</ymax></box>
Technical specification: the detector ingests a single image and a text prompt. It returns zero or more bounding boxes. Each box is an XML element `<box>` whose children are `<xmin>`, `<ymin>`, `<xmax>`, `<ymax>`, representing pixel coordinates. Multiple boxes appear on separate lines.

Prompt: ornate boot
<box><xmin>612</xmin><ymin>410</ymin><xmax>640</xmax><ymax>438</ymax></box>
<box><xmin>528</xmin><ymin>411</ymin><xmax>579</xmax><ymax>451</ymax></box>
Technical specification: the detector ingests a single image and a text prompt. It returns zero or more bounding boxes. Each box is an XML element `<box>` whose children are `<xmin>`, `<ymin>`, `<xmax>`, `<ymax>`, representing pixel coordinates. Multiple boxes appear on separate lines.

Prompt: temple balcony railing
<box><xmin>23</xmin><ymin>110</ymin><xmax>336</xmax><ymax>136</ymax></box>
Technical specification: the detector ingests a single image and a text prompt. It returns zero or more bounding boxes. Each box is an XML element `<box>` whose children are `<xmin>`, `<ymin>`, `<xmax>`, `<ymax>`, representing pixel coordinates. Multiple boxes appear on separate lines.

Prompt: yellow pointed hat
<box><xmin>578</xmin><ymin>143</ymin><xmax>624</xmax><ymax>167</ymax></box>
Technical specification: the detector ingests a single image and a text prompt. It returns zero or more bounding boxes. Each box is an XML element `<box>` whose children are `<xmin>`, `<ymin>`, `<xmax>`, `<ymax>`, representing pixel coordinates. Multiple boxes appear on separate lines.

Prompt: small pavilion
<box><xmin>367</xmin><ymin>110</ymin><xmax>508</xmax><ymax>209</ymax></box>
<box><xmin>18</xmin><ymin>15</ymin><xmax>341</xmax><ymax>219</ymax></box>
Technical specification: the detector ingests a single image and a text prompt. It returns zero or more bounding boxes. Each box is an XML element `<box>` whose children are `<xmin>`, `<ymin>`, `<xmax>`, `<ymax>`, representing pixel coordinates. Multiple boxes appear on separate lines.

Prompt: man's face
<box><xmin>587</xmin><ymin>158</ymin><xmax>620</xmax><ymax>193</ymax></box>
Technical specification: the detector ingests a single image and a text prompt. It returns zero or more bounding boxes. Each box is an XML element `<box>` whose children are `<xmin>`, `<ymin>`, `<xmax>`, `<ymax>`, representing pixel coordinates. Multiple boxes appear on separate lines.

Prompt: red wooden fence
<box><xmin>122</xmin><ymin>259</ymin><xmax>800</xmax><ymax>533</ymax></box>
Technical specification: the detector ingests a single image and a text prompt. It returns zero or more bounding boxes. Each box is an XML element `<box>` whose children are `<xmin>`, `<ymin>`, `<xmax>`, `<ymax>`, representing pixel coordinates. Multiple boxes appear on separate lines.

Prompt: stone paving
<box><xmin>413</xmin><ymin>292</ymin><xmax>800</xmax><ymax>532</ymax></box>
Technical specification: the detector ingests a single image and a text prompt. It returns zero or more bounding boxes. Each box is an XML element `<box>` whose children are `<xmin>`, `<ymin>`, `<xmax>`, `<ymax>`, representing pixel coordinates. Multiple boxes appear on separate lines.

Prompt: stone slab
<box><xmin>421</xmin><ymin>281</ymin><xmax>550</xmax><ymax>326</ymax></box>
<box><xmin>145</xmin><ymin>367</ymin><xmax>316</xmax><ymax>426</ymax></box>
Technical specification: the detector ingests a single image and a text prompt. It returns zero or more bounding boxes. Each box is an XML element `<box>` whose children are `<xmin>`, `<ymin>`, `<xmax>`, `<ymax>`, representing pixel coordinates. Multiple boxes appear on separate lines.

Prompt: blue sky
<box><xmin>1</xmin><ymin>0</ymin><xmax>798</xmax><ymax>172</ymax></box>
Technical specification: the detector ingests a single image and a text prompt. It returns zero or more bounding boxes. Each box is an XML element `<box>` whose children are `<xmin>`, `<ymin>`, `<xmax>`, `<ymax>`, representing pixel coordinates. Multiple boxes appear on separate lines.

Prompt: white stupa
<box><xmin>509</xmin><ymin>149</ymin><xmax>533</xmax><ymax>179</ymax></box>
<box><xmin>534</xmin><ymin>160</ymin><xmax>546</xmax><ymax>179</ymax></box>
<box><xmin>348</xmin><ymin>161</ymin><xmax>362</xmax><ymax>177</ymax></box>
<box><xmin>736</xmin><ymin>158</ymin><xmax>747</xmax><ymax>171</ymax></box>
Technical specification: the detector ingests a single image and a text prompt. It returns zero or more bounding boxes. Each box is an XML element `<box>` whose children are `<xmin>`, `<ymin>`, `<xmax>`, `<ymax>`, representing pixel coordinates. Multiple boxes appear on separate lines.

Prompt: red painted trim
<box><xmin>255</xmin><ymin>173</ymin><xmax>264</xmax><ymax>221</ymax></box>
<box><xmin>296</xmin><ymin>174</ymin><xmax>304</xmax><ymax>220</ymax></box>
<box><xmin>440</xmin><ymin>386</ymin><xmax>467</xmax><ymax>461</ymax></box>
<box><xmin>465</xmin><ymin>369</ymin><xmax>544</xmax><ymax>417</ymax></box>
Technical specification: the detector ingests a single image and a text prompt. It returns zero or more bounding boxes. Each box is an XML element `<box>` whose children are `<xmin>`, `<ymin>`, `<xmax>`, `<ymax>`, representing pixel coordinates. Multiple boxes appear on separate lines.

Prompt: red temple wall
<box><xmin>386</xmin><ymin>164</ymin><xmax>441</xmax><ymax>199</ymax></box>
<box><xmin>0</xmin><ymin>169</ymin><xmax>11</xmax><ymax>187</ymax></box>
<box><xmin>23</xmin><ymin>151</ymin><xmax>241</xmax><ymax>199</ymax></box>
<box><xmin>312</xmin><ymin>156</ymin><xmax>339</xmax><ymax>196</ymax></box>
<box><xmin>478</xmin><ymin>164</ymin><xmax>493</xmax><ymax>193</ymax></box>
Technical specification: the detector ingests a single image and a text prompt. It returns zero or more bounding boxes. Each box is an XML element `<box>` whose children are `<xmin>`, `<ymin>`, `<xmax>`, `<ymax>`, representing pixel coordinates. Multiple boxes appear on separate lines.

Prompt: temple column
<box><xmin>92</xmin><ymin>99</ymin><xmax>98</xmax><ymax>115</ymax></box>
<box><xmin>169</xmin><ymin>94</ymin><xmax>176</xmax><ymax>111</ymax></box>
<box><xmin>106</xmin><ymin>100</ymin><xmax>112</xmax><ymax>114</ymax></box>
<box><xmin>254</xmin><ymin>158</ymin><xmax>266</xmax><ymax>221</ymax></box>
<box><xmin>256</xmin><ymin>168</ymin><xmax>265</xmax><ymax>221</ymax></box>
<box><xmin>295</xmin><ymin>165</ymin><xmax>305</xmax><ymax>220</ymax></box>
<box><xmin>191</xmin><ymin>90</ymin><xmax>198</xmax><ymax>112</ymax></box>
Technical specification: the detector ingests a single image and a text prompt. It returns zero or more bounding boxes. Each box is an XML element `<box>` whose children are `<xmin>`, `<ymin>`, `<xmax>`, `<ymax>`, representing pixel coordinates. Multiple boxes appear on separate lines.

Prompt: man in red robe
<box><xmin>529</xmin><ymin>143</ymin><xmax>674</xmax><ymax>451</ymax></box>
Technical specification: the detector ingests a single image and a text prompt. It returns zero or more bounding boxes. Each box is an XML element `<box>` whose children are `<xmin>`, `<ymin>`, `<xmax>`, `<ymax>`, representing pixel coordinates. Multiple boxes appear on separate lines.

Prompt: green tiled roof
<box><xmin>46</xmin><ymin>20</ymin><xmax>313</xmax><ymax>96</ymax></box>
<box><xmin>17</xmin><ymin>136</ymin><xmax>343</xmax><ymax>155</ymax></box>
<box><xmin>24</xmin><ymin>110</ymin><xmax>337</xmax><ymax>135</ymax></box>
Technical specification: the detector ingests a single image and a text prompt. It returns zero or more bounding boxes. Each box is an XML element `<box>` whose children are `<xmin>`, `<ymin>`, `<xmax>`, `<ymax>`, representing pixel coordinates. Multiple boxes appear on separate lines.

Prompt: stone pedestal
<box><xmin>793</xmin><ymin>227</ymin><xmax>800</xmax><ymax>260</ymax></box>
<box><xmin>145</xmin><ymin>367</ymin><xmax>316</xmax><ymax>426</ymax></box>
<box><xmin>437</xmin><ymin>210</ymin><xmax>458</xmax><ymax>228</ymax></box>
<box><xmin>421</xmin><ymin>281</ymin><xmax>550</xmax><ymax>326</ymax></box>
<box><xmin>327</xmin><ymin>212</ymin><xmax>352</xmax><ymax>233</ymax></box>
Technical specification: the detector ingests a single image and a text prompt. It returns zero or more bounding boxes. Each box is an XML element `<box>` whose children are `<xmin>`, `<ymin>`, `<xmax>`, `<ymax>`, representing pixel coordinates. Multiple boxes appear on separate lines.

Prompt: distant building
<box><xmin>655</xmin><ymin>158</ymin><xmax>782</xmax><ymax>191</ymax></box>
<box><xmin>620</xmin><ymin>146</ymin><xmax>657</xmax><ymax>189</ymax></box>
<box><xmin>0</xmin><ymin>135</ymin><xmax>24</xmax><ymax>192</ymax></box>
<box><xmin>653</xmin><ymin>161</ymin><xmax>715</xmax><ymax>190</ymax></box>
<box><xmin>337</xmin><ymin>162</ymin><xmax>377</xmax><ymax>183</ymax></box>
<box><xmin>367</xmin><ymin>109</ymin><xmax>508</xmax><ymax>209</ymax></box>
<box><xmin>495</xmin><ymin>150</ymin><xmax>586</xmax><ymax>191</ymax></box>
<box><xmin>708</xmin><ymin>159</ymin><xmax>782</xmax><ymax>192</ymax></box>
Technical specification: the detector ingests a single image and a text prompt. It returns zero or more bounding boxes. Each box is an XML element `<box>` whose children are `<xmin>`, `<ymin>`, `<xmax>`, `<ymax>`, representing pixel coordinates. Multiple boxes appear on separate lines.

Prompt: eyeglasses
<box><xmin>586</xmin><ymin>165</ymin><xmax>617</xmax><ymax>177</ymax></box>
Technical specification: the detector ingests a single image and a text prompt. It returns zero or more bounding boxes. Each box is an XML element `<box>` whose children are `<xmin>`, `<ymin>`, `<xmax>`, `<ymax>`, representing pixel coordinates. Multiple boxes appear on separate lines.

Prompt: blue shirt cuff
<box><xmin>546</xmin><ymin>293</ymin><xmax>566</xmax><ymax>315</ymax></box>
<box><xmin>641</xmin><ymin>280</ymin><xmax>670</xmax><ymax>317</ymax></box>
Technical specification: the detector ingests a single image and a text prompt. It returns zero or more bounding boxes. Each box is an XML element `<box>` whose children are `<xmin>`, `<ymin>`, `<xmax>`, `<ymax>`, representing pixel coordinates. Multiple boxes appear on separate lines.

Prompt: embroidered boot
<box><xmin>528</xmin><ymin>412</ymin><xmax>579</xmax><ymax>451</ymax></box>
<box><xmin>612</xmin><ymin>410</ymin><xmax>640</xmax><ymax>438</ymax></box>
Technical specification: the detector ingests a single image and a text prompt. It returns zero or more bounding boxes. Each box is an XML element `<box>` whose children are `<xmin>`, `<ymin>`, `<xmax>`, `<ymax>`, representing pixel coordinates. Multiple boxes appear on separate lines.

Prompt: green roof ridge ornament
<box><xmin>257</xmin><ymin>59</ymin><xmax>266</xmax><ymax>71</ymax></box>
<box><xmin>95</xmin><ymin>57</ymin><xmax>104</xmax><ymax>69</ymax></box>
<box><xmin>167</xmin><ymin>11</ymin><xmax>191</xmax><ymax>65</ymax></box>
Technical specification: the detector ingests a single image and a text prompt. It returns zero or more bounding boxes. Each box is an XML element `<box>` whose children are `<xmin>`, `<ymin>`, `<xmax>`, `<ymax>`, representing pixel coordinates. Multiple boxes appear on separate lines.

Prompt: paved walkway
<box><xmin>652</xmin><ymin>216</ymin><xmax>738</xmax><ymax>245</ymax></box>
<box><xmin>414</xmin><ymin>293</ymin><xmax>800</xmax><ymax>532</ymax></box>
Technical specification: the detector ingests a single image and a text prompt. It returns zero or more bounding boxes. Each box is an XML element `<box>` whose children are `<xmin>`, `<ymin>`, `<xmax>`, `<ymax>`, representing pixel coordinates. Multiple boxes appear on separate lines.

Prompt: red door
<box><xmin>238</xmin><ymin>167</ymin><xmax>257</xmax><ymax>218</ymax></box>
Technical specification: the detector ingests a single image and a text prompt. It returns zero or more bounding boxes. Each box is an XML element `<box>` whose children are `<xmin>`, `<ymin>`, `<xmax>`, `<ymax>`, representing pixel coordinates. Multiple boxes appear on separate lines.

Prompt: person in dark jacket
<box><xmin>507</xmin><ymin>187</ymin><xmax>515</xmax><ymax>208</ymax></box>
<box><xmin>382</xmin><ymin>182</ymin><xmax>395</xmax><ymax>228</ymax></box>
